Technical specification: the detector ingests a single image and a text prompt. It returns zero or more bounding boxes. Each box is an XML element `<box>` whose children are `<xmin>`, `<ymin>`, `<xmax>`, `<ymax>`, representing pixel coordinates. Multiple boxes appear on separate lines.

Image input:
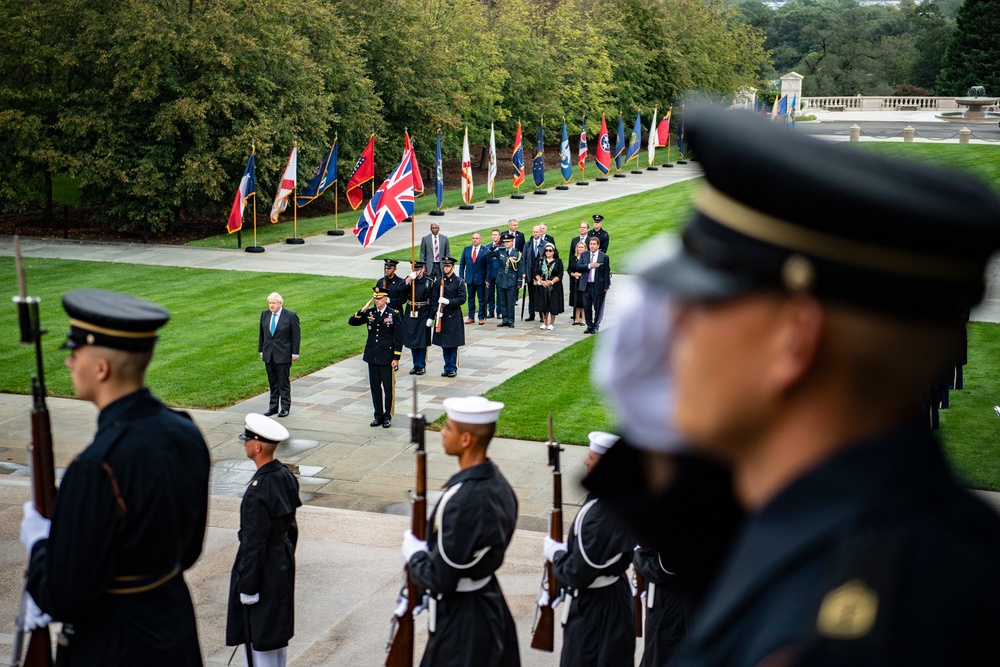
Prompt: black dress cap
<box><xmin>592</xmin><ymin>214</ymin><xmax>604</xmax><ymax>222</ymax></box>
<box><xmin>639</xmin><ymin>105</ymin><xmax>1000</xmax><ymax>322</ymax></box>
<box><xmin>383</xmin><ymin>259</ymin><xmax>399</xmax><ymax>268</ymax></box>
<box><xmin>442</xmin><ymin>256</ymin><xmax>457</xmax><ymax>266</ymax></box>
<box><xmin>500</xmin><ymin>232</ymin><xmax>514</xmax><ymax>241</ymax></box>
<box><xmin>61</xmin><ymin>289</ymin><xmax>170</xmax><ymax>351</ymax></box>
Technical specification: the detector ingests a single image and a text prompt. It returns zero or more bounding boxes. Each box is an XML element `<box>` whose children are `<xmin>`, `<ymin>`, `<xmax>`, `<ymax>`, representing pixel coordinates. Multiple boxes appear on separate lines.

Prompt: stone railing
<box><xmin>800</xmin><ymin>96</ymin><xmax>961</xmax><ymax>111</ymax></box>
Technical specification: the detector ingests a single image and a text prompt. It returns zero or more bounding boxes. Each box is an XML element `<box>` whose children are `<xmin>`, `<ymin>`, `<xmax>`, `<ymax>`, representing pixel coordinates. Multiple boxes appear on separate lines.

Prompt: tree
<box><xmin>937</xmin><ymin>0</ymin><xmax>1000</xmax><ymax>97</ymax></box>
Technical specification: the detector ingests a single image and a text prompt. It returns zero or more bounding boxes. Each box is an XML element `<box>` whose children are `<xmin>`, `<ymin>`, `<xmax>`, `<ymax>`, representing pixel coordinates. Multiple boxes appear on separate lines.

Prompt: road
<box><xmin>797</xmin><ymin>120</ymin><xmax>1000</xmax><ymax>141</ymax></box>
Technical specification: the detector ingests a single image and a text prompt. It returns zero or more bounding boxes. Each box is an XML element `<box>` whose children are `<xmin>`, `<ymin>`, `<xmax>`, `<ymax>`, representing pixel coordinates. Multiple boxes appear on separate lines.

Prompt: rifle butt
<box><xmin>529</xmin><ymin>608</ymin><xmax>555</xmax><ymax>652</ymax></box>
<box><xmin>385</xmin><ymin>615</ymin><xmax>414</xmax><ymax>667</ymax></box>
<box><xmin>23</xmin><ymin>627</ymin><xmax>53</xmax><ymax>667</ymax></box>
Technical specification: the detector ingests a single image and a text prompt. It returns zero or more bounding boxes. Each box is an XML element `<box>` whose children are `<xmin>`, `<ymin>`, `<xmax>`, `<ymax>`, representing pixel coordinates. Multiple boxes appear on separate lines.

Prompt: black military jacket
<box><xmin>486</xmin><ymin>246</ymin><xmax>523</xmax><ymax>290</ymax></box>
<box><xmin>430</xmin><ymin>273</ymin><xmax>467</xmax><ymax>348</ymax></box>
<box><xmin>402</xmin><ymin>276</ymin><xmax>435</xmax><ymax>349</ymax></box>
<box><xmin>376</xmin><ymin>273</ymin><xmax>407</xmax><ymax>307</ymax></box>
<box><xmin>587</xmin><ymin>227</ymin><xmax>610</xmax><ymax>252</ymax></box>
<box><xmin>348</xmin><ymin>306</ymin><xmax>403</xmax><ymax>365</ymax></box>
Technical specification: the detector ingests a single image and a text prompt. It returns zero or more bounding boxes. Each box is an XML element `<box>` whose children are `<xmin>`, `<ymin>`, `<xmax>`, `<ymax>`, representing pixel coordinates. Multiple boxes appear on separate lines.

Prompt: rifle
<box><xmin>434</xmin><ymin>277</ymin><xmax>444</xmax><ymax>334</ymax></box>
<box><xmin>385</xmin><ymin>379</ymin><xmax>427</xmax><ymax>667</ymax></box>
<box><xmin>634</xmin><ymin>568</ymin><xmax>644</xmax><ymax>638</ymax></box>
<box><xmin>11</xmin><ymin>236</ymin><xmax>56</xmax><ymax>667</ymax></box>
<box><xmin>530</xmin><ymin>413</ymin><xmax>562</xmax><ymax>652</ymax></box>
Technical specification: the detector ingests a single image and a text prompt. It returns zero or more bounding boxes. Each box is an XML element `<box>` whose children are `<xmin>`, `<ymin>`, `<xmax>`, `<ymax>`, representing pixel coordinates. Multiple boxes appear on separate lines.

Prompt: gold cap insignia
<box><xmin>782</xmin><ymin>254</ymin><xmax>815</xmax><ymax>293</ymax></box>
<box><xmin>816</xmin><ymin>578</ymin><xmax>878</xmax><ymax>639</ymax></box>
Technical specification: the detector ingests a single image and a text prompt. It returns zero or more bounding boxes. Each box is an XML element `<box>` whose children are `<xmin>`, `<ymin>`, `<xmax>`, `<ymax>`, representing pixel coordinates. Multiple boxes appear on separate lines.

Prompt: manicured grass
<box><xmin>1</xmin><ymin>258</ymin><xmax>373</xmax><ymax>408</ymax></box>
<box><xmin>854</xmin><ymin>143</ymin><xmax>1000</xmax><ymax>191</ymax></box>
<box><xmin>377</xmin><ymin>178</ymin><xmax>699</xmax><ymax>271</ymax></box>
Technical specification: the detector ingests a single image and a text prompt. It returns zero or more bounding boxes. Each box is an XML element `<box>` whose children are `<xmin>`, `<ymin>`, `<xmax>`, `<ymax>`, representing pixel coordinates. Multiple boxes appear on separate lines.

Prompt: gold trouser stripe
<box><xmin>107</xmin><ymin>565</ymin><xmax>180</xmax><ymax>595</ymax></box>
<box><xmin>693</xmin><ymin>184</ymin><xmax>980</xmax><ymax>281</ymax></box>
<box><xmin>389</xmin><ymin>365</ymin><xmax>396</xmax><ymax>418</ymax></box>
<box><xmin>69</xmin><ymin>318</ymin><xmax>158</xmax><ymax>339</ymax></box>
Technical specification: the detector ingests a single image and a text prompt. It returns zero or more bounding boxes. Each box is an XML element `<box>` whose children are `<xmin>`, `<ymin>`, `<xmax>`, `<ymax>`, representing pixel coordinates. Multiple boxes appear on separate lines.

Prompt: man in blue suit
<box><xmin>460</xmin><ymin>232</ymin><xmax>490</xmax><ymax>324</ymax></box>
<box><xmin>259</xmin><ymin>292</ymin><xmax>301</xmax><ymax>417</ymax></box>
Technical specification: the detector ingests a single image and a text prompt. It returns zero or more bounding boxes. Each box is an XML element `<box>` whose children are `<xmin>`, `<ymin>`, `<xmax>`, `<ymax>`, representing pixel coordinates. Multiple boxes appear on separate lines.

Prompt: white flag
<box><xmin>461</xmin><ymin>127</ymin><xmax>474</xmax><ymax>205</ymax></box>
<box><xmin>647</xmin><ymin>109</ymin><xmax>657</xmax><ymax>167</ymax></box>
<box><xmin>270</xmin><ymin>146</ymin><xmax>297</xmax><ymax>223</ymax></box>
<box><xmin>488</xmin><ymin>124</ymin><xmax>498</xmax><ymax>196</ymax></box>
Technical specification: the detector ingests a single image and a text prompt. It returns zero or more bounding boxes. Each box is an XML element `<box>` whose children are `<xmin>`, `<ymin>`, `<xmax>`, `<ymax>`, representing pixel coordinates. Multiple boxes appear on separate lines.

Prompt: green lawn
<box><xmin>378</xmin><ymin>178</ymin><xmax>699</xmax><ymax>270</ymax></box>
<box><xmin>1</xmin><ymin>258</ymin><xmax>373</xmax><ymax>408</ymax></box>
<box><xmin>854</xmin><ymin>143</ymin><xmax>1000</xmax><ymax>191</ymax></box>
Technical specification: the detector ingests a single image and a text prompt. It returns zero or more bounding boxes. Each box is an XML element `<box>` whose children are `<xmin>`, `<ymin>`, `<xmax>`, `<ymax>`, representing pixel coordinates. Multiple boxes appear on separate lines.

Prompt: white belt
<box><xmin>456</xmin><ymin>576</ymin><xmax>492</xmax><ymax>592</ymax></box>
<box><xmin>588</xmin><ymin>575</ymin><xmax>620</xmax><ymax>589</ymax></box>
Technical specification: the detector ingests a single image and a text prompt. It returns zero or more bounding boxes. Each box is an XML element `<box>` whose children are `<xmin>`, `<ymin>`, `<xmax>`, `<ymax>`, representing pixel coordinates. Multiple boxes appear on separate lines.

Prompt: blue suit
<box><xmin>459</xmin><ymin>243</ymin><xmax>489</xmax><ymax>321</ymax></box>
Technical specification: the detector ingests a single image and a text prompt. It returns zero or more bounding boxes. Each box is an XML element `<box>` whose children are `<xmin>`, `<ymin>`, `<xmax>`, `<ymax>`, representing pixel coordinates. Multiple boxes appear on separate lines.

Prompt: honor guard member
<box><xmin>487</xmin><ymin>231</ymin><xmax>522</xmax><ymax>328</ymax></box>
<box><xmin>544</xmin><ymin>431</ymin><xmax>634</xmax><ymax>667</ymax></box>
<box><xmin>21</xmin><ymin>289</ymin><xmax>210</xmax><ymax>665</ymax></box>
<box><xmin>634</xmin><ymin>545</ymin><xmax>688</xmax><ymax>666</ymax></box>
<box><xmin>348</xmin><ymin>286</ymin><xmax>403</xmax><ymax>428</ymax></box>
<box><xmin>402</xmin><ymin>396</ymin><xmax>521</xmax><ymax>667</ymax></box>
<box><xmin>402</xmin><ymin>260</ymin><xmax>434</xmax><ymax>375</ymax></box>
<box><xmin>429</xmin><ymin>256</ymin><xmax>467</xmax><ymax>378</ymax></box>
<box><xmin>585</xmin><ymin>105</ymin><xmax>1000</xmax><ymax>667</ymax></box>
<box><xmin>587</xmin><ymin>214</ymin><xmax>609</xmax><ymax>252</ymax></box>
<box><xmin>376</xmin><ymin>258</ymin><xmax>407</xmax><ymax>306</ymax></box>
<box><xmin>227</xmin><ymin>413</ymin><xmax>301</xmax><ymax>667</ymax></box>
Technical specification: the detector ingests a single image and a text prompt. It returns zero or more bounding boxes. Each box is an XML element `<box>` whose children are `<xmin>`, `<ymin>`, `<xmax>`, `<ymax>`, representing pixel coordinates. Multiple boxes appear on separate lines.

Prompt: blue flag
<box><xmin>296</xmin><ymin>138</ymin><xmax>338</xmax><ymax>207</ymax></box>
<box><xmin>777</xmin><ymin>95</ymin><xmax>788</xmax><ymax>118</ymax></box>
<box><xmin>560</xmin><ymin>121</ymin><xmax>572</xmax><ymax>183</ymax></box>
<box><xmin>533</xmin><ymin>122</ymin><xmax>545</xmax><ymax>188</ymax></box>
<box><xmin>678</xmin><ymin>112</ymin><xmax>686</xmax><ymax>157</ymax></box>
<box><xmin>614</xmin><ymin>113</ymin><xmax>625</xmax><ymax>170</ymax></box>
<box><xmin>435</xmin><ymin>129</ymin><xmax>444</xmax><ymax>209</ymax></box>
<box><xmin>625</xmin><ymin>112</ymin><xmax>642</xmax><ymax>165</ymax></box>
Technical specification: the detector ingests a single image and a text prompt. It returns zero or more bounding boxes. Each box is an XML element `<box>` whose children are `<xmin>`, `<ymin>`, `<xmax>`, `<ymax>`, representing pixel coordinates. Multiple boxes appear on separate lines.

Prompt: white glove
<box><xmin>544</xmin><ymin>536</ymin><xmax>567</xmax><ymax>562</ymax></box>
<box><xmin>537</xmin><ymin>588</ymin><xmax>565</xmax><ymax>609</ymax></box>
<box><xmin>409</xmin><ymin>272</ymin><xmax>417</xmax><ymax>280</ymax></box>
<box><xmin>402</xmin><ymin>529</ymin><xmax>429</xmax><ymax>562</ymax></box>
<box><xmin>426</xmin><ymin>318</ymin><xmax>433</xmax><ymax>328</ymax></box>
<box><xmin>240</xmin><ymin>593</ymin><xmax>259</xmax><ymax>605</ymax></box>
<box><xmin>20</xmin><ymin>501</ymin><xmax>50</xmax><ymax>552</ymax></box>
<box><xmin>22</xmin><ymin>594</ymin><xmax>51</xmax><ymax>632</ymax></box>
<box><xmin>439</xmin><ymin>297</ymin><xmax>450</xmax><ymax>305</ymax></box>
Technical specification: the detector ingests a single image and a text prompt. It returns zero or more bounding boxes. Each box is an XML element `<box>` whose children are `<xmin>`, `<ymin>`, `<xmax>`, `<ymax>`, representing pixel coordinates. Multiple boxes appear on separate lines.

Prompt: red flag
<box><xmin>269</xmin><ymin>146</ymin><xmax>297</xmax><ymax>223</ymax></box>
<box><xmin>595</xmin><ymin>115</ymin><xmax>611</xmax><ymax>175</ymax></box>
<box><xmin>656</xmin><ymin>109</ymin><xmax>672</xmax><ymax>147</ymax></box>
<box><xmin>404</xmin><ymin>131</ymin><xmax>424</xmax><ymax>197</ymax></box>
<box><xmin>346</xmin><ymin>135</ymin><xmax>375</xmax><ymax>210</ymax></box>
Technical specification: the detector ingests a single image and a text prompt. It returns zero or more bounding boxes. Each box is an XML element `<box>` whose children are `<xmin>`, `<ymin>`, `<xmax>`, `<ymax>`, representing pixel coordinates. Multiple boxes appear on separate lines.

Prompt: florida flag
<box><xmin>353</xmin><ymin>148</ymin><xmax>415</xmax><ymax>247</ymax></box>
<box><xmin>461</xmin><ymin>126</ymin><xmax>474</xmax><ymax>204</ymax></box>
<box><xmin>269</xmin><ymin>146</ymin><xmax>297</xmax><ymax>223</ymax></box>
<box><xmin>595</xmin><ymin>115</ymin><xmax>611</xmax><ymax>175</ymax></box>
<box><xmin>227</xmin><ymin>152</ymin><xmax>255</xmax><ymax>233</ymax></box>
<box><xmin>578</xmin><ymin>117</ymin><xmax>588</xmax><ymax>175</ymax></box>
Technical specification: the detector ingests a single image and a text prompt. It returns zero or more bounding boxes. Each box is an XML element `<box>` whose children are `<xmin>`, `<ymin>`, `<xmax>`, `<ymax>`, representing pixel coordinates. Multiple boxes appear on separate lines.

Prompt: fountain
<box><xmin>937</xmin><ymin>86</ymin><xmax>1000</xmax><ymax>124</ymax></box>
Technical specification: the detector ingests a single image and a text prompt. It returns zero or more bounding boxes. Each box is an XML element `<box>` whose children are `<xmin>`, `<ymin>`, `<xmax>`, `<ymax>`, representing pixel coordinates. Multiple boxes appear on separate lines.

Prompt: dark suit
<box><xmin>522</xmin><ymin>237</ymin><xmax>547</xmax><ymax>318</ymax></box>
<box><xmin>507</xmin><ymin>229</ymin><xmax>525</xmax><ymax>252</ymax></box>
<box><xmin>348</xmin><ymin>306</ymin><xmax>404</xmax><ymax>421</ymax></box>
<box><xmin>569</xmin><ymin>235</ymin><xmax>590</xmax><ymax>256</ymax></box>
<box><xmin>420</xmin><ymin>233</ymin><xmax>451</xmax><ymax>281</ymax></box>
<box><xmin>577</xmin><ymin>250</ymin><xmax>610</xmax><ymax>330</ymax></box>
<box><xmin>588</xmin><ymin>228</ymin><xmax>610</xmax><ymax>252</ymax></box>
<box><xmin>460</xmin><ymin>243</ymin><xmax>489</xmax><ymax>321</ymax></box>
<box><xmin>259</xmin><ymin>308</ymin><xmax>301</xmax><ymax>412</ymax></box>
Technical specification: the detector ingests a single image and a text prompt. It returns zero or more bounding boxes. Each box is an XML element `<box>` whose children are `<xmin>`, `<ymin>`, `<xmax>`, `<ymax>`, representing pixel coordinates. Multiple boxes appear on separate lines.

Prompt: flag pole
<box><xmin>328</xmin><ymin>132</ymin><xmax>345</xmax><ymax>236</ymax></box>
<box><xmin>246</xmin><ymin>142</ymin><xmax>265</xmax><ymax>253</ymax></box>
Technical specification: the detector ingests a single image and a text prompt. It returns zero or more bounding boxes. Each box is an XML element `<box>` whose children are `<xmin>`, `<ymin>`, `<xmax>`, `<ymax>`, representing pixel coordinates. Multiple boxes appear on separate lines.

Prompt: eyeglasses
<box><xmin>545</xmin><ymin>249</ymin><xmax>554</xmax><ymax>253</ymax></box>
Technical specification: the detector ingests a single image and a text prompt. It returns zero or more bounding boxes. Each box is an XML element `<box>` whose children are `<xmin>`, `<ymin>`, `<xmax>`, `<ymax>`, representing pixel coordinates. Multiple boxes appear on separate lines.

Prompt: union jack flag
<box><xmin>353</xmin><ymin>147</ymin><xmax>415</xmax><ymax>247</ymax></box>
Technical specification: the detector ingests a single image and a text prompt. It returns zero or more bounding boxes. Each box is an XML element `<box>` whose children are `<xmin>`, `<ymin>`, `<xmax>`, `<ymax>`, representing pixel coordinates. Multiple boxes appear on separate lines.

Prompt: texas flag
<box><xmin>269</xmin><ymin>146</ymin><xmax>296</xmax><ymax>223</ymax></box>
<box><xmin>353</xmin><ymin>148</ymin><xmax>415</xmax><ymax>248</ymax></box>
<box><xmin>227</xmin><ymin>152</ymin><xmax>255</xmax><ymax>233</ymax></box>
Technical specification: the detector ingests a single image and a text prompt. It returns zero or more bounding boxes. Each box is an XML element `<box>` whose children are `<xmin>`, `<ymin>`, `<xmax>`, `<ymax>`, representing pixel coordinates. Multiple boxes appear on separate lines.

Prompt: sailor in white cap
<box><xmin>544</xmin><ymin>431</ymin><xmax>635</xmax><ymax>667</ymax></box>
<box><xmin>401</xmin><ymin>396</ymin><xmax>521</xmax><ymax>667</ymax></box>
<box><xmin>226</xmin><ymin>414</ymin><xmax>301</xmax><ymax>667</ymax></box>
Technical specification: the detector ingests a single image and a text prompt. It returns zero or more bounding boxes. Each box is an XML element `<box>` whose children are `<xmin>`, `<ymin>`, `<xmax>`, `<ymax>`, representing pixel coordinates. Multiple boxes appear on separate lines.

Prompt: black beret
<box><xmin>639</xmin><ymin>105</ymin><xmax>1000</xmax><ymax>322</ymax></box>
<box><xmin>61</xmin><ymin>289</ymin><xmax>170</xmax><ymax>351</ymax></box>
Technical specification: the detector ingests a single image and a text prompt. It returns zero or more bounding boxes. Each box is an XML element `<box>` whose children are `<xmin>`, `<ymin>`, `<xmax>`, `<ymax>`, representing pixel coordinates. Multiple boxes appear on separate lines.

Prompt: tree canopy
<box><xmin>937</xmin><ymin>0</ymin><xmax>1000</xmax><ymax>96</ymax></box>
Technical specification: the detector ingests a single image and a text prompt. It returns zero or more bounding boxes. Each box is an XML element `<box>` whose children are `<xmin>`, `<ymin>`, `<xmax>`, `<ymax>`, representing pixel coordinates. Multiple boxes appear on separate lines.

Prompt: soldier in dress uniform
<box><xmin>487</xmin><ymin>231</ymin><xmax>522</xmax><ymax>328</ymax></box>
<box><xmin>544</xmin><ymin>431</ymin><xmax>634</xmax><ymax>667</ymax></box>
<box><xmin>430</xmin><ymin>256</ymin><xmax>466</xmax><ymax>378</ymax></box>
<box><xmin>585</xmin><ymin>105</ymin><xmax>1000</xmax><ymax>666</ymax></box>
<box><xmin>348</xmin><ymin>286</ymin><xmax>403</xmax><ymax>428</ymax></box>
<box><xmin>401</xmin><ymin>396</ymin><xmax>521</xmax><ymax>667</ymax></box>
<box><xmin>402</xmin><ymin>260</ymin><xmax>434</xmax><ymax>375</ymax></box>
<box><xmin>587</xmin><ymin>214</ymin><xmax>610</xmax><ymax>252</ymax></box>
<box><xmin>226</xmin><ymin>413</ymin><xmax>301</xmax><ymax>667</ymax></box>
<box><xmin>634</xmin><ymin>545</ymin><xmax>687</xmax><ymax>667</ymax></box>
<box><xmin>21</xmin><ymin>289</ymin><xmax>210</xmax><ymax>665</ymax></box>
<box><xmin>376</xmin><ymin>258</ymin><xmax>407</xmax><ymax>307</ymax></box>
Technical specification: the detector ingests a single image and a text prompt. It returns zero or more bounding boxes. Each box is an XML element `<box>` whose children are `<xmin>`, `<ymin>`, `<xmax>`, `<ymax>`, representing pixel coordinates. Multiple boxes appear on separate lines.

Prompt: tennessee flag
<box><xmin>511</xmin><ymin>121</ymin><xmax>525</xmax><ymax>188</ymax></box>
<box><xmin>595</xmin><ymin>115</ymin><xmax>611</xmax><ymax>175</ymax></box>
<box><xmin>227</xmin><ymin>151</ymin><xmax>255</xmax><ymax>233</ymax></box>
<box><xmin>269</xmin><ymin>146</ymin><xmax>296</xmax><ymax>223</ymax></box>
<box><xmin>346</xmin><ymin>134</ymin><xmax>375</xmax><ymax>210</ymax></box>
<box><xmin>404</xmin><ymin>130</ymin><xmax>424</xmax><ymax>196</ymax></box>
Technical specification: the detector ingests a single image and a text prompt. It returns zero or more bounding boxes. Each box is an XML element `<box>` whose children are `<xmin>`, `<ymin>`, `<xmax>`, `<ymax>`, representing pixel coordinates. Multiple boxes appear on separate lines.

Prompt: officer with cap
<box><xmin>226</xmin><ymin>413</ymin><xmax>301</xmax><ymax>667</ymax></box>
<box><xmin>376</xmin><ymin>258</ymin><xmax>407</xmax><ymax>306</ymax></box>
<box><xmin>20</xmin><ymin>289</ymin><xmax>210</xmax><ymax>664</ymax></box>
<box><xmin>349</xmin><ymin>286</ymin><xmax>404</xmax><ymax>427</ymax></box>
<box><xmin>587</xmin><ymin>214</ymin><xmax>609</xmax><ymax>252</ymax></box>
<box><xmin>544</xmin><ymin>432</ymin><xmax>634</xmax><ymax>667</ymax></box>
<box><xmin>402</xmin><ymin>260</ymin><xmax>435</xmax><ymax>375</ymax></box>
<box><xmin>402</xmin><ymin>396</ymin><xmax>520</xmax><ymax>667</ymax></box>
<box><xmin>585</xmin><ymin>105</ymin><xmax>1000</xmax><ymax>666</ymax></box>
<box><xmin>487</xmin><ymin>232</ymin><xmax>523</xmax><ymax>328</ymax></box>
<box><xmin>429</xmin><ymin>256</ymin><xmax>467</xmax><ymax>378</ymax></box>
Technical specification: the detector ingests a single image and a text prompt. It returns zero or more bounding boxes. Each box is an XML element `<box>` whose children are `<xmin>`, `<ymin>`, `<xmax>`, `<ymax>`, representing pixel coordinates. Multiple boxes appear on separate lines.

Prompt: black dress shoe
<box><xmin>524</xmin><ymin>316</ymin><xmax>535</xmax><ymax>322</ymax></box>
<box><xmin>497</xmin><ymin>322</ymin><xmax>506</xmax><ymax>327</ymax></box>
<box><xmin>382</xmin><ymin>419</ymin><xmax>392</xmax><ymax>428</ymax></box>
<box><xmin>508</xmin><ymin>323</ymin><xmax>515</xmax><ymax>328</ymax></box>
<box><xmin>409</xmin><ymin>367</ymin><xmax>418</xmax><ymax>375</ymax></box>
<box><xmin>264</xmin><ymin>408</ymin><xmax>278</xmax><ymax>416</ymax></box>
<box><xmin>584</xmin><ymin>327</ymin><xmax>595</xmax><ymax>334</ymax></box>
<box><xmin>415</xmin><ymin>368</ymin><xmax>426</xmax><ymax>375</ymax></box>
<box><xmin>445</xmin><ymin>371</ymin><xmax>457</xmax><ymax>378</ymax></box>
<box><xmin>371</xmin><ymin>418</ymin><xmax>382</xmax><ymax>427</ymax></box>
<box><xmin>278</xmin><ymin>410</ymin><xmax>289</xmax><ymax>418</ymax></box>
<box><xmin>441</xmin><ymin>371</ymin><xmax>450</xmax><ymax>377</ymax></box>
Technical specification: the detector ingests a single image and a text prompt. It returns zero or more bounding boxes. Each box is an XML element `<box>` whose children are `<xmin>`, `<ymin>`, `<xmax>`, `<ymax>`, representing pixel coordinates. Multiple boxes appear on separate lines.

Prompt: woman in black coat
<box><xmin>568</xmin><ymin>240</ymin><xmax>588</xmax><ymax>325</ymax></box>
<box><xmin>534</xmin><ymin>243</ymin><xmax>564</xmax><ymax>330</ymax></box>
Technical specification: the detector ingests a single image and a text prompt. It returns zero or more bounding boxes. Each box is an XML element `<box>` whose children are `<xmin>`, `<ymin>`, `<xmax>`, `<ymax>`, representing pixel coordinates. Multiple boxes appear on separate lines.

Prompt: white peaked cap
<box><xmin>443</xmin><ymin>396</ymin><xmax>505</xmax><ymax>425</ymax></box>
<box><xmin>240</xmin><ymin>413</ymin><xmax>290</xmax><ymax>445</ymax></box>
<box><xmin>588</xmin><ymin>431</ymin><xmax>619</xmax><ymax>456</ymax></box>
